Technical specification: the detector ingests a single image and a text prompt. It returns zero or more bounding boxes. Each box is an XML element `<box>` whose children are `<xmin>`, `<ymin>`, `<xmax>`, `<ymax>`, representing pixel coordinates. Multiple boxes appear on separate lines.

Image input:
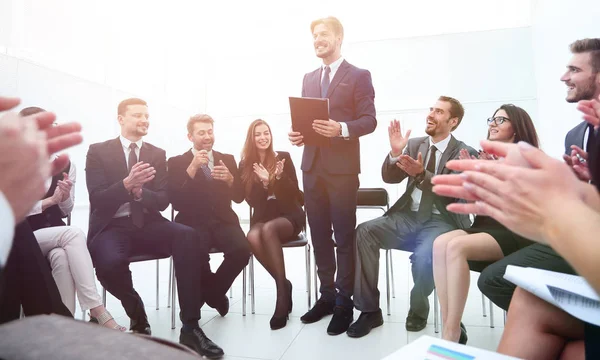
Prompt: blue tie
<box><xmin>321</xmin><ymin>65</ymin><xmax>331</xmax><ymax>98</ymax></box>
<box><xmin>201</xmin><ymin>164</ymin><xmax>212</xmax><ymax>181</ymax></box>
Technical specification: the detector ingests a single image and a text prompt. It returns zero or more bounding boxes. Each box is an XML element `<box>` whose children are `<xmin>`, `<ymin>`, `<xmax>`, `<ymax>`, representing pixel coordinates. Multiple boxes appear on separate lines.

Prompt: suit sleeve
<box><xmin>167</xmin><ymin>156</ymin><xmax>199</xmax><ymax>212</ymax></box>
<box><xmin>228</xmin><ymin>156</ymin><xmax>245</xmax><ymax>204</ymax></box>
<box><xmin>85</xmin><ymin>144</ymin><xmax>131</xmax><ymax>212</ymax></box>
<box><xmin>273</xmin><ymin>153</ymin><xmax>301</xmax><ymax>204</ymax></box>
<box><xmin>381</xmin><ymin>144</ymin><xmax>410</xmax><ymax>184</ymax></box>
<box><xmin>138</xmin><ymin>149</ymin><xmax>169</xmax><ymax>212</ymax></box>
<box><xmin>346</xmin><ymin>70</ymin><xmax>377</xmax><ymax>139</ymax></box>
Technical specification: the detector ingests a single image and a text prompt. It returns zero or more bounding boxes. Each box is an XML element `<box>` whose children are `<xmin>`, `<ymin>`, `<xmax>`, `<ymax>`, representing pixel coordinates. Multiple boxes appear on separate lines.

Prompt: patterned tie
<box><xmin>200</xmin><ymin>164</ymin><xmax>212</xmax><ymax>181</ymax></box>
<box><xmin>417</xmin><ymin>145</ymin><xmax>438</xmax><ymax>223</ymax></box>
<box><xmin>128</xmin><ymin>143</ymin><xmax>144</xmax><ymax>228</ymax></box>
<box><xmin>321</xmin><ymin>65</ymin><xmax>331</xmax><ymax>98</ymax></box>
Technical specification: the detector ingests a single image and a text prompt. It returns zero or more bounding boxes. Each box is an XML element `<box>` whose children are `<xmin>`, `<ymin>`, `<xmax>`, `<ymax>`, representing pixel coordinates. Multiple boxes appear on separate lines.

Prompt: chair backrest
<box><xmin>357</xmin><ymin>188</ymin><xmax>389</xmax><ymax>211</ymax></box>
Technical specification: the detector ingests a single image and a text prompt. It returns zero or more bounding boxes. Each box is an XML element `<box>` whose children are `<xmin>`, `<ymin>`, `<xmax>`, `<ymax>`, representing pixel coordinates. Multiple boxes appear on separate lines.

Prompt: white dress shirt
<box><xmin>0</xmin><ymin>191</ymin><xmax>15</xmax><ymax>267</ymax></box>
<box><xmin>113</xmin><ymin>136</ymin><xmax>144</xmax><ymax>219</ymax></box>
<box><xmin>191</xmin><ymin>148</ymin><xmax>215</xmax><ymax>171</ymax></box>
<box><xmin>321</xmin><ymin>56</ymin><xmax>350</xmax><ymax>138</ymax></box>
<box><xmin>389</xmin><ymin>134</ymin><xmax>452</xmax><ymax>214</ymax></box>
<box><xmin>26</xmin><ymin>162</ymin><xmax>76</xmax><ymax>217</ymax></box>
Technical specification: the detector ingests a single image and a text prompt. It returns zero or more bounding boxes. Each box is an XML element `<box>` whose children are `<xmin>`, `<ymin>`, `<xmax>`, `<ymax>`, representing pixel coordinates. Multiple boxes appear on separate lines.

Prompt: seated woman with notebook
<box><xmin>239</xmin><ymin>119</ymin><xmax>306</xmax><ymax>331</ymax></box>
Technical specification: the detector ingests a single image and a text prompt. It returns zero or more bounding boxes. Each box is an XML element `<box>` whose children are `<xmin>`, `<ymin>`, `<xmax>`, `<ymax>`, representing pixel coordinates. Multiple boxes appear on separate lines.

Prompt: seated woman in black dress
<box><xmin>239</xmin><ymin>119</ymin><xmax>305</xmax><ymax>331</ymax></box>
<box><xmin>432</xmin><ymin>104</ymin><xmax>540</xmax><ymax>343</ymax></box>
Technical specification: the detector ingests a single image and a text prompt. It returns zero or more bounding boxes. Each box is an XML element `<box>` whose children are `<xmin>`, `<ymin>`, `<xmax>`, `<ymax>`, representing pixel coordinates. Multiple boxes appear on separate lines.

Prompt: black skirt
<box><xmin>464</xmin><ymin>216</ymin><xmax>534</xmax><ymax>256</ymax></box>
<box><xmin>255</xmin><ymin>199</ymin><xmax>306</xmax><ymax>242</ymax></box>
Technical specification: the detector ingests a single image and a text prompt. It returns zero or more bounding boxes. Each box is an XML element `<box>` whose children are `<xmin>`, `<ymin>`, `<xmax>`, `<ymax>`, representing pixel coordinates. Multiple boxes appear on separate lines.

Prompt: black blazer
<box><xmin>85</xmin><ymin>138</ymin><xmax>169</xmax><ymax>246</ymax></box>
<box><xmin>167</xmin><ymin>149</ymin><xmax>244</xmax><ymax>228</ymax></box>
<box><xmin>27</xmin><ymin>162</ymin><xmax>71</xmax><ymax>232</ymax></box>
<box><xmin>239</xmin><ymin>151</ymin><xmax>303</xmax><ymax>226</ymax></box>
<box><xmin>382</xmin><ymin>135</ymin><xmax>477</xmax><ymax>229</ymax></box>
<box><xmin>300</xmin><ymin>60</ymin><xmax>377</xmax><ymax>174</ymax></box>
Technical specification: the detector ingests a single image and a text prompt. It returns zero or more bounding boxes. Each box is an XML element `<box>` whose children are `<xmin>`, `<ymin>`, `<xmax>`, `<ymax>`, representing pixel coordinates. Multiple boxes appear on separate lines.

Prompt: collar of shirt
<box><xmin>119</xmin><ymin>135</ymin><xmax>143</xmax><ymax>151</ymax></box>
<box><xmin>321</xmin><ymin>56</ymin><xmax>345</xmax><ymax>81</ymax></box>
<box><xmin>191</xmin><ymin>148</ymin><xmax>214</xmax><ymax>167</ymax></box>
<box><xmin>429</xmin><ymin>133</ymin><xmax>452</xmax><ymax>153</ymax></box>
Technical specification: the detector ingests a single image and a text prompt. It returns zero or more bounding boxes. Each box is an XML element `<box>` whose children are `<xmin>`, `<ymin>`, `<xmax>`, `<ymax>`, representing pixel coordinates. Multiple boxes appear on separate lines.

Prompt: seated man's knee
<box><xmin>355</xmin><ymin>221</ymin><xmax>379</xmax><ymax>252</ymax></box>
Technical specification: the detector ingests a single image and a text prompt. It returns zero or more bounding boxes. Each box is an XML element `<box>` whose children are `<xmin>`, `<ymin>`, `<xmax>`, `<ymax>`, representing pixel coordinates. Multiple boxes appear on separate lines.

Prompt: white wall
<box><xmin>531</xmin><ymin>0</ymin><xmax>600</xmax><ymax>158</ymax></box>
<box><xmin>0</xmin><ymin>0</ymin><xmax>541</xmax><ymax>221</ymax></box>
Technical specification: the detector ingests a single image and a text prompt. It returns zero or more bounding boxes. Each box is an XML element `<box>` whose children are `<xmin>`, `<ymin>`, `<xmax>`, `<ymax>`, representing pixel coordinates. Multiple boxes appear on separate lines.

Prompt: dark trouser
<box><xmin>0</xmin><ymin>222</ymin><xmax>72</xmax><ymax>323</ymax></box>
<box><xmin>354</xmin><ymin>211</ymin><xmax>455</xmax><ymax>319</ymax></box>
<box><xmin>191</xmin><ymin>221</ymin><xmax>251</xmax><ymax>302</ymax></box>
<box><xmin>303</xmin><ymin>158</ymin><xmax>359</xmax><ymax>307</ymax></box>
<box><xmin>477</xmin><ymin>243</ymin><xmax>576</xmax><ymax>311</ymax></box>
<box><xmin>89</xmin><ymin>216</ymin><xmax>209</xmax><ymax>327</ymax></box>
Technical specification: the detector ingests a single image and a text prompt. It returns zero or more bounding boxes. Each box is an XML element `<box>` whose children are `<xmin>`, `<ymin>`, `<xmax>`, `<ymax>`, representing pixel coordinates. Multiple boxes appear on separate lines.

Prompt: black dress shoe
<box><xmin>180</xmin><ymin>328</ymin><xmax>224</xmax><ymax>359</ymax></box>
<box><xmin>405</xmin><ymin>310</ymin><xmax>427</xmax><ymax>332</ymax></box>
<box><xmin>130</xmin><ymin>317</ymin><xmax>152</xmax><ymax>335</ymax></box>
<box><xmin>327</xmin><ymin>306</ymin><xmax>354</xmax><ymax>335</ymax></box>
<box><xmin>300</xmin><ymin>299</ymin><xmax>334</xmax><ymax>324</ymax></box>
<box><xmin>459</xmin><ymin>323</ymin><xmax>468</xmax><ymax>345</ymax></box>
<box><xmin>347</xmin><ymin>309</ymin><xmax>384</xmax><ymax>338</ymax></box>
<box><xmin>207</xmin><ymin>295</ymin><xmax>229</xmax><ymax>317</ymax></box>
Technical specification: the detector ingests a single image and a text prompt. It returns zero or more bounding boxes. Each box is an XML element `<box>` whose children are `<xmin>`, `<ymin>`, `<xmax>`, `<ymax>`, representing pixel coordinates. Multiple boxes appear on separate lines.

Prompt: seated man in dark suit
<box><xmin>349</xmin><ymin>96</ymin><xmax>477</xmax><ymax>338</ymax></box>
<box><xmin>167</xmin><ymin>114</ymin><xmax>251</xmax><ymax>316</ymax></box>
<box><xmin>86</xmin><ymin>98</ymin><xmax>223</xmax><ymax>358</ymax></box>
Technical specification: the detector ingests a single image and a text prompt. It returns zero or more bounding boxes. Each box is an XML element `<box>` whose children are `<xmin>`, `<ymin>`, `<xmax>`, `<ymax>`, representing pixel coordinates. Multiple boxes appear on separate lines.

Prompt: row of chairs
<box><xmin>94</xmin><ymin>188</ymin><xmax>499</xmax><ymax>331</ymax></box>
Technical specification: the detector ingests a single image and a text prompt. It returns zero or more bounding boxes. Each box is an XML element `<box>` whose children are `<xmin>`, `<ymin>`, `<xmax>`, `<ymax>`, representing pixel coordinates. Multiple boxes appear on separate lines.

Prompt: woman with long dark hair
<box><xmin>239</xmin><ymin>119</ymin><xmax>305</xmax><ymax>330</ymax></box>
<box><xmin>432</xmin><ymin>104</ymin><xmax>540</xmax><ymax>344</ymax></box>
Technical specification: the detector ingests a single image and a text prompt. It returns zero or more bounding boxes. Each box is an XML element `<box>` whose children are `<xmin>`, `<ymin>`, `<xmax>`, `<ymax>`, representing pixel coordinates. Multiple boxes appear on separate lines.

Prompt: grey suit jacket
<box><xmin>564</xmin><ymin>121</ymin><xmax>589</xmax><ymax>154</ymax></box>
<box><xmin>382</xmin><ymin>135</ymin><xmax>477</xmax><ymax>229</ymax></box>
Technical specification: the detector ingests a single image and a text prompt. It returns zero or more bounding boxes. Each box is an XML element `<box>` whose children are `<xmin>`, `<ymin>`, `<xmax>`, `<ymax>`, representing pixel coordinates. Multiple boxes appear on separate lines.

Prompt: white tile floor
<box><xmin>71</xmin><ymin>210</ymin><xmax>506</xmax><ymax>360</ymax></box>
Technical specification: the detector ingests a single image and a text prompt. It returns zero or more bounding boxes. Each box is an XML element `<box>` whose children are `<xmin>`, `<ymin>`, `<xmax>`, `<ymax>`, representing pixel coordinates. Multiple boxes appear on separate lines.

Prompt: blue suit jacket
<box><xmin>300</xmin><ymin>60</ymin><xmax>376</xmax><ymax>174</ymax></box>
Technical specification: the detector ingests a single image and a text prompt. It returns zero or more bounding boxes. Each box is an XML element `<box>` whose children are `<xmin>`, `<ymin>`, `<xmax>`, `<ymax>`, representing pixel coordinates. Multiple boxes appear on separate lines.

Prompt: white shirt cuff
<box><xmin>389</xmin><ymin>153</ymin><xmax>400</xmax><ymax>164</ymax></box>
<box><xmin>0</xmin><ymin>192</ymin><xmax>15</xmax><ymax>267</ymax></box>
<box><xmin>26</xmin><ymin>200</ymin><xmax>43</xmax><ymax>217</ymax></box>
<box><xmin>340</xmin><ymin>122</ymin><xmax>350</xmax><ymax>138</ymax></box>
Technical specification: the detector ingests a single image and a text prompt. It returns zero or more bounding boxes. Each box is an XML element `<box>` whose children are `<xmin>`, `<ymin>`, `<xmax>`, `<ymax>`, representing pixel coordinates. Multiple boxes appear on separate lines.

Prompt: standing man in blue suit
<box><xmin>288</xmin><ymin>16</ymin><xmax>377</xmax><ymax>335</ymax></box>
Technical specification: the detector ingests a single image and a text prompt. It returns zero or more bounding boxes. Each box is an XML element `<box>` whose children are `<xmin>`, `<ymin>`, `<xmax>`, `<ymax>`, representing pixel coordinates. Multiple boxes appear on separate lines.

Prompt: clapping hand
<box><xmin>253</xmin><ymin>163</ymin><xmax>270</xmax><ymax>186</ymax></box>
<box><xmin>56</xmin><ymin>172</ymin><xmax>73</xmax><ymax>202</ymax></box>
<box><xmin>212</xmin><ymin>160</ymin><xmax>234</xmax><ymax>186</ymax></box>
<box><xmin>389</xmin><ymin>119</ymin><xmax>411</xmax><ymax>157</ymax></box>
<box><xmin>275</xmin><ymin>158</ymin><xmax>286</xmax><ymax>179</ymax></box>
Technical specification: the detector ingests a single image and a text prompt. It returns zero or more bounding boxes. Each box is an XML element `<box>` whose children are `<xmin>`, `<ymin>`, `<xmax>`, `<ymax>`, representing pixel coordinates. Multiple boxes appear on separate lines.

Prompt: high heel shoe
<box><xmin>286</xmin><ymin>279</ymin><xmax>293</xmax><ymax>313</ymax></box>
<box><xmin>270</xmin><ymin>313</ymin><xmax>289</xmax><ymax>330</ymax></box>
<box><xmin>458</xmin><ymin>324</ymin><xmax>468</xmax><ymax>345</ymax></box>
<box><xmin>89</xmin><ymin>310</ymin><xmax>127</xmax><ymax>332</ymax></box>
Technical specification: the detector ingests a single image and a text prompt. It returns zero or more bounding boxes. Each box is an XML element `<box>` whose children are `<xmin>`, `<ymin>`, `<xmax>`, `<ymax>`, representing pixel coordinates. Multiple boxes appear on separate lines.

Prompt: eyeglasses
<box><xmin>487</xmin><ymin>116</ymin><xmax>510</xmax><ymax>126</ymax></box>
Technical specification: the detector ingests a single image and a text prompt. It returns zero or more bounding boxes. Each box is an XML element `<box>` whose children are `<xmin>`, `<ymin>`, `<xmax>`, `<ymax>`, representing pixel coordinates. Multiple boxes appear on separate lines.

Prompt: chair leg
<box><xmin>385</xmin><ymin>250</ymin><xmax>391</xmax><ymax>316</ymax></box>
<box><xmin>229</xmin><ymin>287</ymin><xmax>233</xmax><ymax>298</ymax></box>
<box><xmin>250</xmin><ymin>256</ymin><xmax>255</xmax><ymax>314</ymax></box>
<box><xmin>434</xmin><ymin>288</ymin><xmax>440</xmax><ymax>334</ymax></box>
<box><xmin>389</xmin><ymin>250</ymin><xmax>396</xmax><ymax>299</ymax></box>
<box><xmin>503</xmin><ymin>310</ymin><xmax>507</xmax><ymax>325</ymax></box>
<box><xmin>489</xmin><ymin>299</ymin><xmax>495</xmax><ymax>328</ymax></box>
<box><xmin>481</xmin><ymin>292</ymin><xmax>487</xmax><ymax>317</ymax></box>
<box><xmin>20</xmin><ymin>306</ymin><xmax>24</xmax><ymax>319</ymax></box>
<box><xmin>313</xmin><ymin>252</ymin><xmax>318</xmax><ymax>303</ymax></box>
<box><xmin>156</xmin><ymin>259</ymin><xmax>160</xmax><ymax>310</ymax></box>
<box><xmin>306</xmin><ymin>244</ymin><xmax>311</xmax><ymax>309</ymax></box>
<box><xmin>168</xmin><ymin>257</ymin><xmax>173</xmax><ymax>308</ymax></box>
<box><xmin>242</xmin><ymin>266</ymin><xmax>247</xmax><ymax>316</ymax></box>
<box><xmin>102</xmin><ymin>287</ymin><xmax>107</xmax><ymax>307</ymax></box>
<box><xmin>171</xmin><ymin>268</ymin><xmax>177</xmax><ymax>330</ymax></box>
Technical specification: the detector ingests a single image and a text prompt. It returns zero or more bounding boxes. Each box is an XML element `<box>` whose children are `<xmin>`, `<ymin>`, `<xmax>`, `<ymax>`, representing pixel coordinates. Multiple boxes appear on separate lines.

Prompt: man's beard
<box><xmin>567</xmin><ymin>76</ymin><xmax>597</xmax><ymax>103</ymax></box>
